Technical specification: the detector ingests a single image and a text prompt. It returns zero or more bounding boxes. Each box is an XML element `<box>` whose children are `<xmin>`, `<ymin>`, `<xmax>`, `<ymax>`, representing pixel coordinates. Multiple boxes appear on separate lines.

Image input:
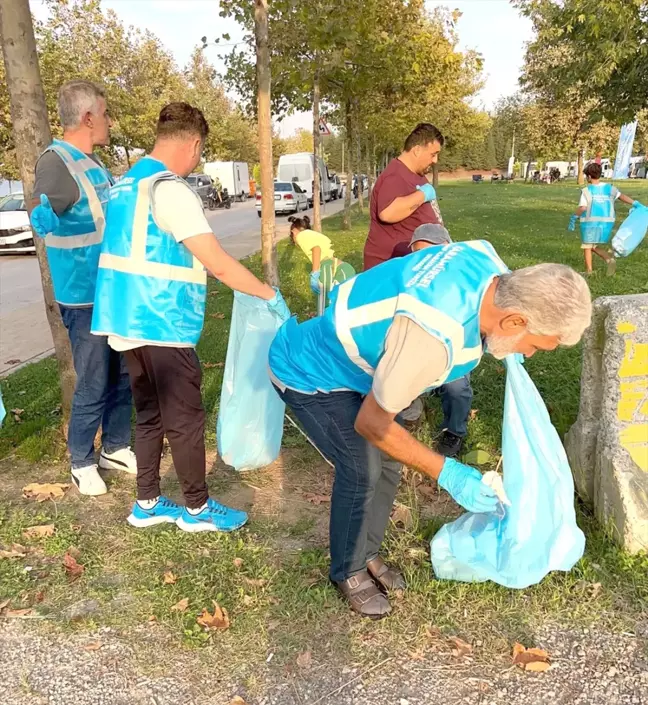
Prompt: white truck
<box><xmin>203</xmin><ymin>161</ymin><xmax>250</xmax><ymax>202</ymax></box>
<box><xmin>277</xmin><ymin>152</ymin><xmax>332</xmax><ymax>205</ymax></box>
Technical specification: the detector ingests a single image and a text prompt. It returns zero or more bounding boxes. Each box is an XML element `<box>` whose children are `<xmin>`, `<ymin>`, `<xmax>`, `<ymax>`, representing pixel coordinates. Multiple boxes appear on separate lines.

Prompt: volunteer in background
<box><xmin>568</xmin><ymin>161</ymin><xmax>640</xmax><ymax>275</ymax></box>
<box><xmin>394</xmin><ymin>224</ymin><xmax>474</xmax><ymax>456</ymax></box>
<box><xmin>269</xmin><ymin>242</ymin><xmax>591</xmax><ymax>618</ymax></box>
<box><xmin>30</xmin><ymin>80</ymin><xmax>135</xmax><ymax>496</ymax></box>
<box><xmin>92</xmin><ymin>103</ymin><xmax>289</xmax><ymax>533</ymax></box>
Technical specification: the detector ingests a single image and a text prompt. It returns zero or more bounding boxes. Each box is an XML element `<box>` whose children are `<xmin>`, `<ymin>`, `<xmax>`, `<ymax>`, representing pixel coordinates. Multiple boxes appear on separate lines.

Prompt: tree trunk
<box><xmin>342</xmin><ymin>100</ymin><xmax>352</xmax><ymax>231</ymax></box>
<box><xmin>365</xmin><ymin>138</ymin><xmax>373</xmax><ymax>203</ymax></box>
<box><xmin>0</xmin><ymin>0</ymin><xmax>74</xmax><ymax>419</ymax></box>
<box><xmin>432</xmin><ymin>162</ymin><xmax>439</xmax><ymax>189</ymax></box>
<box><xmin>124</xmin><ymin>145</ymin><xmax>132</xmax><ymax>168</ymax></box>
<box><xmin>577</xmin><ymin>149</ymin><xmax>585</xmax><ymax>186</ymax></box>
<box><xmin>312</xmin><ymin>74</ymin><xmax>321</xmax><ymax>232</ymax></box>
<box><xmin>254</xmin><ymin>0</ymin><xmax>277</xmax><ymax>286</ymax></box>
<box><xmin>356</xmin><ymin>132</ymin><xmax>364</xmax><ymax>213</ymax></box>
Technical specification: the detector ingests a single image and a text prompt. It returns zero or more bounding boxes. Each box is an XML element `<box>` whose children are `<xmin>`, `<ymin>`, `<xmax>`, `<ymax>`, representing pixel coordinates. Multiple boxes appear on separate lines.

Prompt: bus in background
<box><xmin>277</xmin><ymin>153</ymin><xmax>332</xmax><ymax>206</ymax></box>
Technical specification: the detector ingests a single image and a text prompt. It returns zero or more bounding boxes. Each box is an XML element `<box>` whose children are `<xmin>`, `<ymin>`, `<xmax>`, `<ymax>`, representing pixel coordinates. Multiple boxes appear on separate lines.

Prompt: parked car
<box><xmin>0</xmin><ymin>194</ymin><xmax>35</xmax><ymax>255</ymax></box>
<box><xmin>185</xmin><ymin>173</ymin><xmax>214</xmax><ymax>205</ymax></box>
<box><xmin>256</xmin><ymin>181</ymin><xmax>309</xmax><ymax>217</ymax></box>
<box><xmin>330</xmin><ymin>174</ymin><xmax>344</xmax><ymax>200</ymax></box>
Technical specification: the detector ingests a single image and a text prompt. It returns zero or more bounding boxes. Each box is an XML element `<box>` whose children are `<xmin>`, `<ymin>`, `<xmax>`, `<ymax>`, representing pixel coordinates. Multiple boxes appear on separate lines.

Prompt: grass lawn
<box><xmin>0</xmin><ymin>180</ymin><xmax>647</xmax><ymax>685</ymax></box>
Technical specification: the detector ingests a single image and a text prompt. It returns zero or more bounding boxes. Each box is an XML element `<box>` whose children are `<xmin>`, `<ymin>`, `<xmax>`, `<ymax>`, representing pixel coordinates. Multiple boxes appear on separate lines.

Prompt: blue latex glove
<box><xmin>267</xmin><ymin>288</ymin><xmax>291</xmax><ymax>322</ymax></box>
<box><xmin>30</xmin><ymin>194</ymin><xmax>59</xmax><ymax>237</ymax></box>
<box><xmin>568</xmin><ymin>214</ymin><xmax>578</xmax><ymax>232</ymax></box>
<box><xmin>416</xmin><ymin>182</ymin><xmax>437</xmax><ymax>203</ymax></box>
<box><xmin>437</xmin><ymin>457</ymin><xmax>499</xmax><ymax>513</ymax></box>
<box><xmin>631</xmin><ymin>200</ymin><xmax>643</xmax><ymax>213</ymax></box>
<box><xmin>309</xmin><ymin>270</ymin><xmax>321</xmax><ymax>294</ymax></box>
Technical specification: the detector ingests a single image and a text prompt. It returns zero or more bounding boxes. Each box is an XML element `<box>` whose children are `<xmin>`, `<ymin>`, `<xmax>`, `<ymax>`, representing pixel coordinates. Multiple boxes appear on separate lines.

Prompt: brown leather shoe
<box><xmin>335</xmin><ymin>570</ymin><xmax>392</xmax><ymax>619</ymax></box>
<box><xmin>367</xmin><ymin>556</ymin><xmax>406</xmax><ymax>591</ymax></box>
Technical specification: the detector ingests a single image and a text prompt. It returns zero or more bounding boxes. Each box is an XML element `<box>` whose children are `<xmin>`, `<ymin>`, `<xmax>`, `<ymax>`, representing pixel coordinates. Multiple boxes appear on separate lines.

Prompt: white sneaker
<box><xmin>71</xmin><ymin>464</ymin><xmax>108</xmax><ymax>496</ymax></box>
<box><xmin>99</xmin><ymin>447</ymin><xmax>137</xmax><ymax>475</ymax></box>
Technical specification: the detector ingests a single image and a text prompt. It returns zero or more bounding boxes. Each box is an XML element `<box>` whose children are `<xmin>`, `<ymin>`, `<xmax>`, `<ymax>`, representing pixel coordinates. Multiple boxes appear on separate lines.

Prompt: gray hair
<box><xmin>494</xmin><ymin>264</ymin><xmax>592</xmax><ymax>345</ymax></box>
<box><xmin>58</xmin><ymin>80</ymin><xmax>106</xmax><ymax>129</ymax></box>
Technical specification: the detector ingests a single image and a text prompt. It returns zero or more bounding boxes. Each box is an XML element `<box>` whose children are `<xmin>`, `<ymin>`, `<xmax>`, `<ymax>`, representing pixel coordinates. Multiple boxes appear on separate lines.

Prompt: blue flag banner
<box><xmin>613</xmin><ymin>121</ymin><xmax>638</xmax><ymax>179</ymax></box>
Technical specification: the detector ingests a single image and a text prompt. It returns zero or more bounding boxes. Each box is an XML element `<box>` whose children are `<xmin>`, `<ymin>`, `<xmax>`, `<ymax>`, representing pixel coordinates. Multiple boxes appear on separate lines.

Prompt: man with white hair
<box><xmin>268</xmin><ymin>241</ymin><xmax>592</xmax><ymax>619</ymax></box>
<box><xmin>30</xmin><ymin>80</ymin><xmax>135</xmax><ymax>496</ymax></box>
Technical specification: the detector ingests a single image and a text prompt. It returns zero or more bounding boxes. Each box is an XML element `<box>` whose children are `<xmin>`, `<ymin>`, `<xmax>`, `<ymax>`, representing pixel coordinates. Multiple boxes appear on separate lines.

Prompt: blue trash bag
<box><xmin>217</xmin><ymin>292</ymin><xmax>288</xmax><ymax>471</ymax></box>
<box><xmin>430</xmin><ymin>354</ymin><xmax>585</xmax><ymax>589</ymax></box>
<box><xmin>612</xmin><ymin>203</ymin><xmax>648</xmax><ymax>257</ymax></box>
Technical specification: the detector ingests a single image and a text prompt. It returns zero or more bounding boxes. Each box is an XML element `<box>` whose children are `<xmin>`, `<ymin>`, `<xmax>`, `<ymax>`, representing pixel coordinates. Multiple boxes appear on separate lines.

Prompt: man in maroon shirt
<box><xmin>364</xmin><ymin>123</ymin><xmax>444</xmax><ymax>270</ymax></box>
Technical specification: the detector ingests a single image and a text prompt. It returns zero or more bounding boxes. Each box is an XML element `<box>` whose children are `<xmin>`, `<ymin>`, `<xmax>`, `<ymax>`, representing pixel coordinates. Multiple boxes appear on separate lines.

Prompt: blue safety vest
<box><xmin>269</xmin><ymin>240</ymin><xmax>509</xmax><ymax>395</ymax></box>
<box><xmin>580</xmin><ymin>183</ymin><xmax>616</xmax><ymax>245</ymax></box>
<box><xmin>40</xmin><ymin>140</ymin><xmax>113</xmax><ymax>306</ymax></box>
<box><xmin>91</xmin><ymin>157</ymin><xmax>207</xmax><ymax>347</ymax></box>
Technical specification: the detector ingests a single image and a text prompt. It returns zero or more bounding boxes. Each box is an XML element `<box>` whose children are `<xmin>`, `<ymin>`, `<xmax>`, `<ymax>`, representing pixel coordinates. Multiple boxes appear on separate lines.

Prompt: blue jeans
<box><xmin>59</xmin><ymin>305</ymin><xmax>132</xmax><ymax>468</ymax></box>
<box><xmin>439</xmin><ymin>374</ymin><xmax>473</xmax><ymax>437</ymax></box>
<box><xmin>275</xmin><ymin>386</ymin><xmax>402</xmax><ymax>583</ymax></box>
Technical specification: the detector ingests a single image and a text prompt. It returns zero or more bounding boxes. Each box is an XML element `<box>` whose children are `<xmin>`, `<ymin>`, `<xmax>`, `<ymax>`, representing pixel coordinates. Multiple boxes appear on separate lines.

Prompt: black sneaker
<box><xmin>437</xmin><ymin>430</ymin><xmax>463</xmax><ymax>458</ymax></box>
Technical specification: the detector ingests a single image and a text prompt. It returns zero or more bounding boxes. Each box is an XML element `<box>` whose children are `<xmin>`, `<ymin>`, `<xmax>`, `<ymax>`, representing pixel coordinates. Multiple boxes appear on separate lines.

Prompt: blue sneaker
<box><xmin>127</xmin><ymin>496</ymin><xmax>183</xmax><ymax>528</ymax></box>
<box><xmin>176</xmin><ymin>498</ymin><xmax>248</xmax><ymax>533</ymax></box>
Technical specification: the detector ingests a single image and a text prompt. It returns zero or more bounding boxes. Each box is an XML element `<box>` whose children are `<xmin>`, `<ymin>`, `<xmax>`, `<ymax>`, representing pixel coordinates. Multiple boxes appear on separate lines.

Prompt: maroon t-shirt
<box><xmin>363</xmin><ymin>158</ymin><xmax>443</xmax><ymax>270</ymax></box>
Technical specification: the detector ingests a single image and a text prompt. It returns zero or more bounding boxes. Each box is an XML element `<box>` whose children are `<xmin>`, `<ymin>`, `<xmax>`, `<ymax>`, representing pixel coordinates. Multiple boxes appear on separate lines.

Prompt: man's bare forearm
<box><xmin>378</xmin><ymin>190</ymin><xmax>426</xmax><ymax>224</ymax></box>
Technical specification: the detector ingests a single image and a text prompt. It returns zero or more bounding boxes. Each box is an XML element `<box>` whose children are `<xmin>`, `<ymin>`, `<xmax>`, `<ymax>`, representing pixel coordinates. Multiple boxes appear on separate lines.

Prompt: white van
<box><xmin>277</xmin><ymin>152</ymin><xmax>331</xmax><ymax>205</ymax></box>
<box><xmin>203</xmin><ymin>161</ymin><xmax>250</xmax><ymax>201</ymax></box>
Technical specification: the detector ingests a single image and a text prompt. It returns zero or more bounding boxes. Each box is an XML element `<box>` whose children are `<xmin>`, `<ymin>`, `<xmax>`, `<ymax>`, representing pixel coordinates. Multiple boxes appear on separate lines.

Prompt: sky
<box><xmin>30</xmin><ymin>0</ymin><xmax>533</xmax><ymax>137</ymax></box>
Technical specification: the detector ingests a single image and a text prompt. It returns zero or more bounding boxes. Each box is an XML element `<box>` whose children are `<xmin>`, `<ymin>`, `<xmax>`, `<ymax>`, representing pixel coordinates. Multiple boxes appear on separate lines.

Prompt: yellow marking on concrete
<box><xmin>619</xmin><ymin>339</ymin><xmax>648</xmax><ymax>378</ymax></box>
<box><xmin>617</xmin><ymin>321</ymin><xmax>637</xmax><ymax>334</ymax></box>
<box><xmin>618</xmin><ymin>380</ymin><xmax>648</xmax><ymax>421</ymax></box>
<box><xmin>619</xmin><ymin>424</ymin><xmax>648</xmax><ymax>472</ymax></box>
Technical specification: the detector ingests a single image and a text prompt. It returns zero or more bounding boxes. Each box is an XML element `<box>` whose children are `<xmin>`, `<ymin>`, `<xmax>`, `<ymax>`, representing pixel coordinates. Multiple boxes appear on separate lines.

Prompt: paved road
<box><xmin>0</xmin><ymin>196</ymin><xmax>352</xmax><ymax>376</ymax></box>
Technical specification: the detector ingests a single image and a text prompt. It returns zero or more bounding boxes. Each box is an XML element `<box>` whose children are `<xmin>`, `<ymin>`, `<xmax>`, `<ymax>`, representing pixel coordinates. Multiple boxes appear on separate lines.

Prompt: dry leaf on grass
<box><xmin>0</xmin><ymin>544</ymin><xmax>27</xmax><ymax>559</ymax></box>
<box><xmin>469</xmin><ymin>409</ymin><xmax>479</xmax><ymax>420</ymax></box>
<box><xmin>162</xmin><ymin>571</ymin><xmax>177</xmax><ymax>585</ymax></box>
<box><xmin>296</xmin><ymin>650</ymin><xmax>312</xmax><ymax>670</ymax></box>
<box><xmin>242</xmin><ymin>595</ymin><xmax>254</xmax><ymax>607</ymax></box>
<box><xmin>233</xmin><ymin>557</ymin><xmax>244</xmax><ymax>569</ymax></box>
<box><xmin>210</xmin><ymin>313</ymin><xmax>226</xmax><ymax>319</ymax></box>
<box><xmin>63</xmin><ymin>552</ymin><xmax>84</xmax><ymax>581</ymax></box>
<box><xmin>230</xmin><ymin>697</ymin><xmax>247</xmax><ymax>705</ymax></box>
<box><xmin>11</xmin><ymin>408</ymin><xmax>25</xmax><ymax>422</ymax></box>
<box><xmin>302</xmin><ymin>492</ymin><xmax>330</xmax><ymax>505</ymax></box>
<box><xmin>202</xmin><ymin>361</ymin><xmax>224</xmax><ymax>369</ymax></box>
<box><xmin>512</xmin><ymin>642</ymin><xmax>551</xmax><ymax>672</ymax></box>
<box><xmin>5</xmin><ymin>608</ymin><xmax>34</xmax><ymax>618</ymax></box>
<box><xmin>196</xmin><ymin>601</ymin><xmax>230</xmax><ymax>631</ymax></box>
<box><xmin>242</xmin><ymin>577</ymin><xmax>267</xmax><ymax>588</ymax></box>
<box><xmin>83</xmin><ymin>641</ymin><xmax>103</xmax><ymax>651</ymax></box>
<box><xmin>22</xmin><ymin>483</ymin><xmax>69</xmax><ymax>502</ymax></box>
<box><xmin>23</xmin><ymin>524</ymin><xmax>55</xmax><ymax>540</ymax></box>
<box><xmin>171</xmin><ymin>598</ymin><xmax>189</xmax><ymax>612</ymax></box>
<box><xmin>390</xmin><ymin>502</ymin><xmax>413</xmax><ymax>529</ymax></box>
<box><xmin>449</xmin><ymin>636</ymin><xmax>473</xmax><ymax>657</ymax></box>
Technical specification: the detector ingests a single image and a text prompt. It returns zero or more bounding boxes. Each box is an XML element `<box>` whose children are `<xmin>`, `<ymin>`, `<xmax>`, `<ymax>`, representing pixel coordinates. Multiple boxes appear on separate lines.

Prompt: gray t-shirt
<box><xmin>33</xmin><ymin>150</ymin><xmax>104</xmax><ymax>215</ymax></box>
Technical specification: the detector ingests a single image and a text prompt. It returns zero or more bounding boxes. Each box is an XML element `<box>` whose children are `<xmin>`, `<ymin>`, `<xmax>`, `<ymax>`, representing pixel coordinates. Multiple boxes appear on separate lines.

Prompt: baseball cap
<box><xmin>409</xmin><ymin>224</ymin><xmax>452</xmax><ymax>247</ymax></box>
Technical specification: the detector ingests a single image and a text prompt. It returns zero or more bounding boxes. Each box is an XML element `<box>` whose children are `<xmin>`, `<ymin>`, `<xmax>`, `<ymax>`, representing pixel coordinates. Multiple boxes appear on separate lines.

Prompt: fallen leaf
<box><xmin>148</xmin><ymin>615</ymin><xmax>157</xmax><ymax>623</ymax></box>
<box><xmin>22</xmin><ymin>524</ymin><xmax>55</xmax><ymax>540</ymax></box>
<box><xmin>242</xmin><ymin>595</ymin><xmax>254</xmax><ymax>607</ymax></box>
<box><xmin>171</xmin><ymin>597</ymin><xmax>189</xmax><ymax>612</ymax></box>
<box><xmin>469</xmin><ymin>409</ymin><xmax>479</xmax><ymax>420</ymax></box>
<box><xmin>210</xmin><ymin>312</ymin><xmax>226</xmax><ymax>319</ymax></box>
<box><xmin>449</xmin><ymin>636</ymin><xmax>473</xmax><ymax>656</ymax></box>
<box><xmin>197</xmin><ymin>601</ymin><xmax>230</xmax><ymax>630</ymax></box>
<box><xmin>83</xmin><ymin>641</ymin><xmax>103</xmax><ymax>651</ymax></box>
<box><xmin>5</xmin><ymin>608</ymin><xmax>34</xmax><ymax>617</ymax></box>
<box><xmin>390</xmin><ymin>502</ymin><xmax>413</xmax><ymax>529</ymax></box>
<box><xmin>34</xmin><ymin>590</ymin><xmax>45</xmax><ymax>603</ymax></box>
<box><xmin>230</xmin><ymin>697</ymin><xmax>247</xmax><ymax>705</ymax></box>
<box><xmin>163</xmin><ymin>571</ymin><xmax>177</xmax><ymax>585</ymax></box>
<box><xmin>0</xmin><ymin>544</ymin><xmax>27</xmax><ymax>559</ymax></box>
<box><xmin>203</xmin><ymin>362</ymin><xmax>224</xmax><ymax>369</ymax></box>
<box><xmin>233</xmin><ymin>557</ymin><xmax>244</xmax><ymax>569</ymax></box>
<box><xmin>296</xmin><ymin>650</ymin><xmax>312</xmax><ymax>670</ymax></box>
<box><xmin>62</xmin><ymin>552</ymin><xmax>84</xmax><ymax>581</ymax></box>
<box><xmin>66</xmin><ymin>546</ymin><xmax>81</xmax><ymax>560</ymax></box>
<box><xmin>242</xmin><ymin>577</ymin><xmax>267</xmax><ymax>588</ymax></box>
<box><xmin>463</xmin><ymin>449</ymin><xmax>491</xmax><ymax>466</ymax></box>
<box><xmin>302</xmin><ymin>492</ymin><xmax>330</xmax><ymax>505</ymax></box>
<box><xmin>5</xmin><ymin>358</ymin><xmax>21</xmax><ymax>364</ymax></box>
<box><xmin>512</xmin><ymin>642</ymin><xmax>551</xmax><ymax>672</ymax></box>
<box><xmin>11</xmin><ymin>408</ymin><xmax>24</xmax><ymax>422</ymax></box>
<box><xmin>22</xmin><ymin>482</ymin><xmax>70</xmax><ymax>502</ymax></box>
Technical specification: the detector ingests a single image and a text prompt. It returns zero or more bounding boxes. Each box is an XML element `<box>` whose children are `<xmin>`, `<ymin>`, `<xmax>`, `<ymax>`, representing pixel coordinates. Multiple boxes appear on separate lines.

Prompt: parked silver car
<box><xmin>0</xmin><ymin>194</ymin><xmax>35</xmax><ymax>254</ymax></box>
<box><xmin>256</xmin><ymin>180</ymin><xmax>309</xmax><ymax>217</ymax></box>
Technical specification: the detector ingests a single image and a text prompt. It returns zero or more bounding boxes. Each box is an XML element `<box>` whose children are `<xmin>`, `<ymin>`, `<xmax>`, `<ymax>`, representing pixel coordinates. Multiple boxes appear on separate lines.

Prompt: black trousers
<box><xmin>124</xmin><ymin>346</ymin><xmax>208</xmax><ymax>508</ymax></box>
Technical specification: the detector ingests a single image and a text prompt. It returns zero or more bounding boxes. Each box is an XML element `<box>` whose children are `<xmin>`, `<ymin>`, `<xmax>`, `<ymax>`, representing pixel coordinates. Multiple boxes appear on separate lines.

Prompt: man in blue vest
<box><xmin>91</xmin><ymin>102</ymin><xmax>289</xmax><ymax>533</ymax></box>
<box><xmin>269</xmin><ymin>243</ymin><xmax>592</xmax><ymax>618</ymax></box>
<box><xmin>30</xmin><ymin>80</ymin><xmax>135</xmax><ymax>497</ymax></box>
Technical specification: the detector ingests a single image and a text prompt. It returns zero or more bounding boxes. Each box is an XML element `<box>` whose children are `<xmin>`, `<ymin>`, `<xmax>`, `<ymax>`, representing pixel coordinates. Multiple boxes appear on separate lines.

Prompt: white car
<box><xmin>0</xmin><ymin>194</ymin><xmax>35</xmax><ymax>254</ymax></box>
<box><xmin>256</xmin><ymin>181</ymin><xmax>309</xmax><ymax>217</ymax></box>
